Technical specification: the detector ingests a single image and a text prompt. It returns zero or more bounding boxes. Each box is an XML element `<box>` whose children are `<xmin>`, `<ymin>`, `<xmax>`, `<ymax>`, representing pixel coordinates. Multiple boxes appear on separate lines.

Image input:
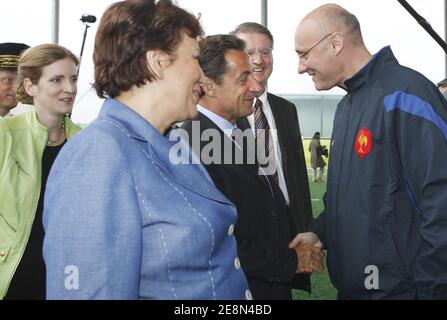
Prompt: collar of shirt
<box><xmin>344</xmin><ymin>46</ymin><xmax>395</xmax><ymax>93</ymax></box>
<box><xmin>247</xmin><ymin>90</ymin><xmax>273</xmax><ymax>132</ymax></box>
<box><xmin>257</xmin><ymin>90</ymin><xmax>269</xmax><ymax>109</ymax></box>
<box><xmin>197</xmin><ymin>105</ymin><xmax>237</xmax><ymax>138</ymax></box>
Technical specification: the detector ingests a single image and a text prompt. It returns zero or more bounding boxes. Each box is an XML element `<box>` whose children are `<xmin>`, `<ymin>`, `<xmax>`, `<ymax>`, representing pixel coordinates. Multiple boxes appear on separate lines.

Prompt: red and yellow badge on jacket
<box><xmin>354</xmin><ymin>128</ymin><xmax>372</xmax><ymax>158</ymax></box>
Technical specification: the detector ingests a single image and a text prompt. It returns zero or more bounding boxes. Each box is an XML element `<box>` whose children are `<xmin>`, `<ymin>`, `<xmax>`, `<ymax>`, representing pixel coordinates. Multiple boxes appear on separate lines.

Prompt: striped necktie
<box><xmin>254</xmin><ymin>98</ymin><xmax>278</xmax><ymax>184</ymax></box>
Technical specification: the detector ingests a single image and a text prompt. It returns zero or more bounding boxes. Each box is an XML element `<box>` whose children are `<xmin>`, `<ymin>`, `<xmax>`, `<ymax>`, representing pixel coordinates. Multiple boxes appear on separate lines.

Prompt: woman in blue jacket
<box><xmin>43</xmin><ymin>0</ymin><xmax>250</xmax><ymax>300</ymax></box>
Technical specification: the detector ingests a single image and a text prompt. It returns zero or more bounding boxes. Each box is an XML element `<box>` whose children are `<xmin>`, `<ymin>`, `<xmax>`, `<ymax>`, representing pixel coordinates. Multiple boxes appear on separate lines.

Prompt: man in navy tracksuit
<box><xmin>291</xmin><ymin>4</ymin><xmax>447</xmax><ymax>299</ymax></box>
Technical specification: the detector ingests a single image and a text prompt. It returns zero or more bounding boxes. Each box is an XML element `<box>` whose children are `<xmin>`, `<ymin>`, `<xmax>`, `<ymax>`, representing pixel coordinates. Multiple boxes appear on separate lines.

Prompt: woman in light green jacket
<box><xmin>0</xmin><ymin>44</ymin><xmax>81</xmax><ymax>299</ymax></box>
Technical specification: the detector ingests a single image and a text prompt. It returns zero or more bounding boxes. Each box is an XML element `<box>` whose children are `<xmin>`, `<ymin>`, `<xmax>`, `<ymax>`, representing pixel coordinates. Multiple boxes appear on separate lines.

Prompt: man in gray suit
<box><xmin>231</xmin><ymin>23</ymin><xmax>314</xmax><ymax>293</ymax></box>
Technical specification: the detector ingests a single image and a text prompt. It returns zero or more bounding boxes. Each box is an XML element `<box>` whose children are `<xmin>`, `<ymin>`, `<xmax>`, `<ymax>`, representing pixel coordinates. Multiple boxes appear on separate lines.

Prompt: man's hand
<box><xmin>289</xmin><ymin>232</ymin><xmax>323</xmax><ymax>249</ymax></box>
<box><xmin>289</xmin><ymin>232</ymin><xmax>325</xmax><ymax>273</ymax></box>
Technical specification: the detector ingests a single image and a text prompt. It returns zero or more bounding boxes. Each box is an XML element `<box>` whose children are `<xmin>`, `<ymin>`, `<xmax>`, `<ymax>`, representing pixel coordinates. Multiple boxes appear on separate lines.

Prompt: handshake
<box><xmin>289</xmin><ymin>232</ymin><xmax>325</xmax><ymax>273</ymax></box>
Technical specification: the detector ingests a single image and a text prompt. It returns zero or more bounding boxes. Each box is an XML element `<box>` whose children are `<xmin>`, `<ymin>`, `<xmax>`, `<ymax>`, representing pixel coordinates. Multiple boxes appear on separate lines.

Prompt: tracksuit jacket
<box><xmin>311</xmin><ymin>46</ymin><xmax>447</xmax><ymax>299</ymax></box>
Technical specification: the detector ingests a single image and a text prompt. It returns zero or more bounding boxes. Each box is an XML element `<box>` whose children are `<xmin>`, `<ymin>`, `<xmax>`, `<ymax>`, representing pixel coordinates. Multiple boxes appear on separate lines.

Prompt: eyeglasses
<box><xmin>246</xmin><ymin>48</ymin><xmax>272</xmax><ymax>58</ymax></box>
<box><xmin>298</xmin><ymin>33</ymin><xmax>334</xmax><ymax>60</ymax></box>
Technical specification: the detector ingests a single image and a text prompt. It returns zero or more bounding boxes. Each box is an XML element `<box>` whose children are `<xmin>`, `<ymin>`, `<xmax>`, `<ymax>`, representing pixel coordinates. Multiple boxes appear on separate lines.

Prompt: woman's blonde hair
<box><xmin>17</xmin><ymin>44</ymin><xmax>79</xmax><ymax>105</ymax></box>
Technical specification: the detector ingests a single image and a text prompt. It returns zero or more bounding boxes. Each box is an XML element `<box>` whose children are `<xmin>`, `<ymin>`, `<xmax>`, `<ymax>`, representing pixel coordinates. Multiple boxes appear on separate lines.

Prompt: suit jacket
<box><xmin>237</xmin><ymin>93</ymin><xmax>313</xmax><ymax>292</ymax></box>
<box><xmin>43</xmin><ymin>99</ymin><xmax>250</xmax><ymax>299</ymax></box>
<box><xmin>182</xmin><ymin>112</ymin><xmax>298</xmax><ymax>300</ymax></box>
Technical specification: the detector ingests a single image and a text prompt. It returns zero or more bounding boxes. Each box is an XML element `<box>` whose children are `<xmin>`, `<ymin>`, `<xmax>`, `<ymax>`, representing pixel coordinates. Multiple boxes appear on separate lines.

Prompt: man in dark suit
<box><xmin>181</xmin><ymin>35</ymin><xmax>323</xmax><ymax>300</ymax></box>
<box><xmin>230</xmin><ymin>23</ymin><xmax>314</xmax><ymax>292</ymax></box>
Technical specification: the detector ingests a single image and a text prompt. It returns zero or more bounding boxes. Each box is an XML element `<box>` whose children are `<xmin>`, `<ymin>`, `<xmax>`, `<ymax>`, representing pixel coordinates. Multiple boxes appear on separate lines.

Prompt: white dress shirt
<box><xmin>197</xmin><ymin>105</ymin><xmax>237</xmax><ymax>138</ymax></box>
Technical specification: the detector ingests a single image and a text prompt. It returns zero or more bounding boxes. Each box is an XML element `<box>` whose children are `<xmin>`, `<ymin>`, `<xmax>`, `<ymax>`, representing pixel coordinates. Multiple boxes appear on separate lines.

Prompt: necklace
<box><xmin>47</xmin><ymin>123</ymin><xmax>65</xmax><ymax>146</ymax></box>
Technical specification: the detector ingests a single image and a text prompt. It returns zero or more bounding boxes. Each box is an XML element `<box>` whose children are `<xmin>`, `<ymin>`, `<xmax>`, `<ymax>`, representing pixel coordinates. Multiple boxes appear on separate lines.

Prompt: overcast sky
<box><xmin>2</xmin><ymin>0</ymin><xmax>445</xmax><ymax>124</ymax></box>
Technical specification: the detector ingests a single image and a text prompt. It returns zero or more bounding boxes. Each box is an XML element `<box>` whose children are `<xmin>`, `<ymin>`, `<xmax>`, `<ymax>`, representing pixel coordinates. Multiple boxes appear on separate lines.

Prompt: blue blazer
<box><xmin>43</xmin><ymin>98</ymin><xmax>250</xmax><ymax>300</ymax></box>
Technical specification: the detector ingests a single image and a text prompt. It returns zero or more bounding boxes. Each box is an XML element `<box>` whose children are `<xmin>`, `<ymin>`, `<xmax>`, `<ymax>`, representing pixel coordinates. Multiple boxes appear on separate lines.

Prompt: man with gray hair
<box><xmin>290</xmin><ymin>4</ymin><xmax>447</xmax><ymax>299</ymax></box>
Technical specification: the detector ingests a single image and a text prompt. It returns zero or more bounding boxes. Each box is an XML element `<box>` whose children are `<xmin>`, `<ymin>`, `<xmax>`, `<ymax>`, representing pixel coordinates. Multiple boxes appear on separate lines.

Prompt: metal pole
<box><xmin>78</xmin><ymin>24</ymin><xmax>90</xmax><ymax>76</ymax></box>
<box><xmin>320</xmin><ymin>97</ymin><xmax>324</xmax><ymax>136</ymax></box>
<box><xmin>397</xmin><ymin>0</ymin><xmax>447</xmax><ymax>54</ymax></box>
<box><xmin>261</xmin><ymin>0</ymin><xmax>268</xmax><ymax>27</ymax></box>
<box><xmin>52</xmin><ymin>0</ymin><xmax>60</xmax><ymax>44</ymax></box>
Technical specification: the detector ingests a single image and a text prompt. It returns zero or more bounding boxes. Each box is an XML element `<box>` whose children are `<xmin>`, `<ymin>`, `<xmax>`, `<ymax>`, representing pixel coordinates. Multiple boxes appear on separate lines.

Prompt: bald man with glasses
<box><xmin>292</xmin><ymin>3</ymin><xmax>447</xmax><ymax>299</ymax></box>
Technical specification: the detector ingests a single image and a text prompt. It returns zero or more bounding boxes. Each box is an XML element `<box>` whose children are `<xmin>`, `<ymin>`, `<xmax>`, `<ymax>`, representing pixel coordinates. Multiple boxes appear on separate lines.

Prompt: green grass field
<box><xmin>292</xmin><ymin>175</ymin><xmax>337</xmax><ymax>300</ymax></box>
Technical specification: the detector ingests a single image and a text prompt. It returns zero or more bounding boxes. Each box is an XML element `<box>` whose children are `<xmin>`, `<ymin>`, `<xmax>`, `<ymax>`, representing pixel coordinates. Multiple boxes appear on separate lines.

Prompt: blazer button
<box><xmin>234</xmin><ymin>257</ymin><xmax>241</xmax><ymax>269</ymax></box>
<box><xmin>228</xmin><ymin>224</ymin><xmax>234</xmax><ymax>236</ymax></box>
<box><xmin>0</xmin><ymin>251</ymin><xmax>5</xmax><ymax>257</ymax></box>
<box><xmin>270</xmin><ymin>211</ymin><xmax>277</xmax><ymax>217</ymax></box>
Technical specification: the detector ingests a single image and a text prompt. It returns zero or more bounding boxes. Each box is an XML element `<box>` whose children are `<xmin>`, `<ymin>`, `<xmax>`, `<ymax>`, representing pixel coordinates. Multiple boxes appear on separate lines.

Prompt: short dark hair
<box><xmin>230</xmin><ymin>22</ymin><xmax>274</xmax><ymax>49</ymax></box>
<box><xmin>437</xmin><ymin>78</ymin><xmax>447</xmax><ymax>88</ymax></box>
<box><xmin>198</xmin><ymin>34</ymin><xmax>245</xmax><ymax>85</ymax></box>
<box><xmin>94</xmin><ymin>0</ymin><xmax>203</xmax><ymax>98</ymax></box>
